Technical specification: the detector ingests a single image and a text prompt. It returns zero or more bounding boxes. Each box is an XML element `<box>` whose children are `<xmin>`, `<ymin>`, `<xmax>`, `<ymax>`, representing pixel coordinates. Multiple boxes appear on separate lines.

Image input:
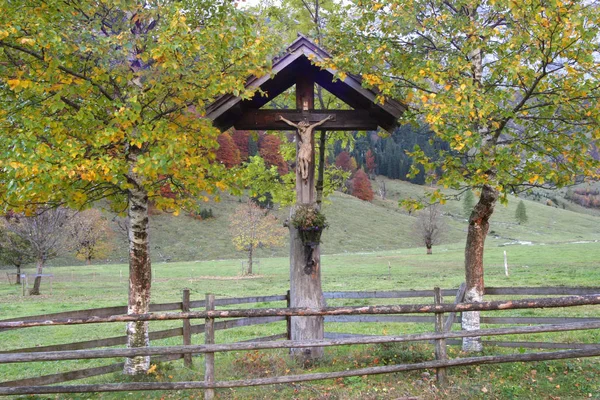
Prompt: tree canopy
<box><xmin>0</xmin><ymin>0</ymin><xmax>275</xmax><ymax>213</ymax></box>
<box><xmin>0</xmin><ymin>0</ymin><xmax>277</xmax><ymax>373</ymax></box>
<box><xmin>330</xmin><ymin>0</ymin><xmax>600</xmax><ymax>199</ymax></box>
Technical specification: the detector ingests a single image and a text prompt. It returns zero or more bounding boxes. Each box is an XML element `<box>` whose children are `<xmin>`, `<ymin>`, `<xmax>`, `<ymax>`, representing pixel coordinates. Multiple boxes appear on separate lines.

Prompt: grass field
<box><xmin>2</xmin><ymin>179</ymin><xmax>600</xmax><ymax>399</ymax></box>
<box><xmin>2</xmin><ymin>241</ymin><xmax>600</xmax><ymax>399</ymax></box>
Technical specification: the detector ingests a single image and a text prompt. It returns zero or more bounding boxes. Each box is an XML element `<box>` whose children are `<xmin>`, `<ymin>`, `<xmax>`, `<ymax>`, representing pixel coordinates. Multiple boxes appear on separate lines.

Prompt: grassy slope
<box><xmin>117</xmin><ymin>178</ymin><xmax>600</xmax><ymax>263</ymax></box>
<box><xmin>17</xmin><ymin>176</ymin><xmax>600</xmax><ymax>267</ymax></box>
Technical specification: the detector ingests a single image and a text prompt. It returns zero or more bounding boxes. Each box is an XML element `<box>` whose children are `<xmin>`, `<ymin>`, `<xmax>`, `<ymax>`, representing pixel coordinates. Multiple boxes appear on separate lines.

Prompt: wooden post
<box><xmin>289</xmin><ymin>72</ymin><xmax>325</xmax><ymax>362</ymax></box>
<box><xmin>182</xmin><ymin>289</ymin><xmax>192</xmax><ymax>368</ymax></box>
<box><xmin>504</xmin><ymin>251</ymin><xmax>509</xmax><ymax>277</ymax></box>
<box><xmin>286</xmin><ymin>290</ymin><xmax>291</xmax><ymax>340</ymax></box>
<box><xmin>204</xmin><ymin>294</ymin><xmax>215</xmax><ymax>400</ymax></box>
<box><xmin>434</xmin><ymin>287</ymin><xmax>447</xmax><ymax>386</ymax></box>
<box><xmin>444</xmin><ymin>283</ymin><xmax>467</xmax><ymax>332</ymax></box>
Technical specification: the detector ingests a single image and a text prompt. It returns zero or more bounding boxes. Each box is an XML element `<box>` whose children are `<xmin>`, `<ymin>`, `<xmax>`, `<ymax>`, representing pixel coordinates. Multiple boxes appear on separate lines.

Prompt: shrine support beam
<box><xmin>289</xmin><ymin>74</ymin><xmax>325</xmax><ymax>361</ymax></box>
<box><xmin>233</xmin><ymin>110</ymin><xmax>378</xmax><ymax>131</ymax></box>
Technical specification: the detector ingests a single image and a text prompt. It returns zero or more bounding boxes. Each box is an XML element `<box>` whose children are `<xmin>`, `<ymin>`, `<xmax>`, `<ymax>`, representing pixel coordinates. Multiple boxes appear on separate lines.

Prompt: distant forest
<box><xmin>222</xmin><ymin>124</ymin><xmax>449</xmax><ymax>185</ymax></box>
<box><xmin>332</xmin><ymin>124</ymin><xmax>450</xmax><ymax>184</ymax></box>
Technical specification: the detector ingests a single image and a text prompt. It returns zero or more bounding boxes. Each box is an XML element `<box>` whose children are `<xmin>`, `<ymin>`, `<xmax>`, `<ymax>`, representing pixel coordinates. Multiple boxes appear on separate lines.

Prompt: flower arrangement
<box><xmin>291</xmin><ymin>205</ymin><xmax>328</xmax><ymax>246</ymax></box>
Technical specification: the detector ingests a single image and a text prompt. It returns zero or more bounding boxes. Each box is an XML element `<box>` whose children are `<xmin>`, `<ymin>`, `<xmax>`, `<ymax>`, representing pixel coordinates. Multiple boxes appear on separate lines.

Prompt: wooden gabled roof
<box><xmin>206</xmin><ymin>34</ymin><xmax>406</xmax><ymax>133</ymax></box>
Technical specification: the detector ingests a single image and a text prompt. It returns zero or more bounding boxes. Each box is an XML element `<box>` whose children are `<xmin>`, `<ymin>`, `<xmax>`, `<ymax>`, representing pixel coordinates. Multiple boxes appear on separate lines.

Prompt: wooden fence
<box><xmin>1</xmin><ymin>286</ymin><xmax>600</xmax><ymax>397</ymax></box>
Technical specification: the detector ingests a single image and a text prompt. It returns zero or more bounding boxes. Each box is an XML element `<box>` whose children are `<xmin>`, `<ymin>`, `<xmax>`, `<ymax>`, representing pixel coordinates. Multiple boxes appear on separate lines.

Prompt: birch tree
<box><xmin>0</xmin><ymin>0</ymin><xmax>274</xmax><ymax>373</ymax></box>
<box><xmin>331</xmin><ymin>0</ymin><xmax>600</xmax><ymax>351</ymax></box>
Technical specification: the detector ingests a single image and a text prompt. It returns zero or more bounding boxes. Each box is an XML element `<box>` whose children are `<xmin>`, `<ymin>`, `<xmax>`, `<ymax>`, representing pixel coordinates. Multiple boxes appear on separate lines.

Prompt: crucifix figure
<box><xmin>279</xmin><ymin>115</ymin><xmax>333</xmax><ymax>181</ymax></box>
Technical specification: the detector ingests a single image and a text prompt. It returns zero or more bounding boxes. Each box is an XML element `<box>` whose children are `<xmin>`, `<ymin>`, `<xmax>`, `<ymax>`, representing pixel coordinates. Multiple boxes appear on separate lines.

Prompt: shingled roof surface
<box><xmin>206</xmin><ymin>34</ymin><xmax>405</xmax><ymax>133</ymax></box>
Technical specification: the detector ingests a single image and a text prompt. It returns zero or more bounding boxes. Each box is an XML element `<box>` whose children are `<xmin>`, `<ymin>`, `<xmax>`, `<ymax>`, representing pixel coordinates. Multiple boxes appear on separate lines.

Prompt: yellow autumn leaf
<box><xmin>216</xmin><ymin>181</ymin><xmax>227</xmax><ymax>191</ymax></box>
<box><xmin>18</xmin><ymin>37</ymin><xmax>35</xmax><ymax>46</ymax></box>
<box><xmin>7</xmin><ymin>79</ymin><xmax>20</xmax><ymax>90</ymax></box>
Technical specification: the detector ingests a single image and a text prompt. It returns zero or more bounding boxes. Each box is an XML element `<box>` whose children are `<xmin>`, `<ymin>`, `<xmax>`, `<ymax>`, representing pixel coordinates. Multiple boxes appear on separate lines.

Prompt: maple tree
<box><xmin>229</xmin><ymin>200</ymin><xmax>287</xmax><ymax>275</ymax></box>
<box><xmin>0</xmin><ymin>0</ymin><xmax>274</xmax><ymax>373</ymax></box>
<box><xmin>216</xmin><ymin>132</ymin><xmax>242</xmax><ymax>168</ymax></box>
<box><xmin>70</xmin><ymin>209</ymin><xmax>115</xmax><ymax>265</ymax></box>
<box><xmin>365</xmin><ymin>149</ymin><xmax>376</xmax><ymax>177</ymax></box>
<box><xmin>335</xmin><ymin>151</ymin><xmax>355</xmax><ymax>172</ymax></box>
<box><xmin>332</xmin><ymin>0</ymin><xmax>600</xmax><ymax>351</ymax></box>
<box><xmin>231</xmin><ymin>130</ymin><xmax>252</xmax><ymax>161</ymax></box>
<box><xmin>259</xmin><ymin>134</ymin><xmax>289</xmax><ymax>175</ymax></box>
<box><xmin>351</xmin><ymin>169</ymin><xmax>374</xmax><ymax>201</ymax></box>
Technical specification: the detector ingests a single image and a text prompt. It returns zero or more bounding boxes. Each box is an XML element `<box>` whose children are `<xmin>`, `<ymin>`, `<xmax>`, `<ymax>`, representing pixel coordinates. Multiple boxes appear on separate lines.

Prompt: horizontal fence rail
<box><xmin>5</xmin><ymin>348</ymin><xmax>600</xmax><ymax>396</ymax></box>
<box><xmin>3</xmin><ymin>321</ymin><xmax>600</xmax><ymax>364</ymax></box>
<box><xmin>2</xmin><ymin>295</ymin><xmax>600</xmax><ymax>329</ymax></box>
<box><xmin>2</xmin><ymin>287</ymin><xmax>597</xmax><ymax>331</ymax></box>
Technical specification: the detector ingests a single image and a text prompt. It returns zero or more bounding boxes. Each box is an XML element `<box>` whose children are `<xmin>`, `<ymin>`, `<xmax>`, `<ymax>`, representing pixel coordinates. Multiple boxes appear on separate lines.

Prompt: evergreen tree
<box><xmin>248</xmin><ymin>134</ymin><xmax>259</xmax><ymax>157</ymax></box>
<box><xmin>463</xmin><ymin>191</ymin><xmax>475</xmax><ymax>218</ymax></box>
<box><xmin>515</xmin><ymin>200</ymin><xmax>528</xmax><ymax>225</ymax></box>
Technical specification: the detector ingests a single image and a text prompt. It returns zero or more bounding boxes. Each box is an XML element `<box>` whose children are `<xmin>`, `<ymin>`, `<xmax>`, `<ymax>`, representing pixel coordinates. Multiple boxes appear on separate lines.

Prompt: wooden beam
<box><xmin>296</xmin><ymin>72</ymin><xmax>314</xmax><ymax>110</ymax></box>
<box><xmin>233</xmin><ymin>110</ymin><xmax>378</xmax><ymax>131</ymax></box>
<box><xmin>4</xmin><ymin>295</ymin><xmax>600</xmax><ymax>329</ymax></box>
<box><xmin>3</xmin><ymin>348</ymin><xmax>600</xmax><ymax>395</ymax></box>
<box><xmin>4</xmin><ymin>321</ymin><xmax>600</xmax><ymax>363</ymax></box>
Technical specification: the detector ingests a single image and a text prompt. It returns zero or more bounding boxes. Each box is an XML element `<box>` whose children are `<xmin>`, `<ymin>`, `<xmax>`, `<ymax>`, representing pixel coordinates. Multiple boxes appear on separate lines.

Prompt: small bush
<box><xmin>232</xmin><ymin>350</ymin><xmax>288</xmax><ymax>378</ymax></box>
<box><xmin>372</xmin><ymin>343</ymin><xmax>430</xmax><ymax>365</ymax></box>
<box><xmin>188</xmin><ymin>208</ymin><xmax>214</xmax><ymax>220</ymax></box>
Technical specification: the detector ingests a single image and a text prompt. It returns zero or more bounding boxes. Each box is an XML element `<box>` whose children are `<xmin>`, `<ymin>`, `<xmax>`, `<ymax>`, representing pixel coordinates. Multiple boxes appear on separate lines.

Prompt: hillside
<box><xmin>40</xmin><ymin>177</ymin><xmax>598</xmax><ymax>267</ymax></box>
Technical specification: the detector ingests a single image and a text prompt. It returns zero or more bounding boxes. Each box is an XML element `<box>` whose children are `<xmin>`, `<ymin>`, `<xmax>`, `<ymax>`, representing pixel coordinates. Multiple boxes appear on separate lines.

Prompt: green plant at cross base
<box><xmin>292</xmin><ymin>205</ymin><xmax>329</xmax><ymax>230</ymax></box>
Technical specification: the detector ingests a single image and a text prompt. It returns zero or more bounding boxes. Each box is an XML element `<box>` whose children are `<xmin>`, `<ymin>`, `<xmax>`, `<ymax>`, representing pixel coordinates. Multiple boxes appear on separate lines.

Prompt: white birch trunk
<box><xmin>123</xmin><ymin>148</ymin><xmax>152</xmax><ymax>375</ymax></box>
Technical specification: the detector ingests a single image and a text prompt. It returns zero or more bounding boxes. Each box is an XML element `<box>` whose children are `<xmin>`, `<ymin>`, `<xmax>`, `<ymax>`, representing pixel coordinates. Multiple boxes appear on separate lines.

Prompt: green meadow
<box><xmin>1</xmin><ymin>179</ymin><xmax>600</xmax><ymax>399</ymax></box>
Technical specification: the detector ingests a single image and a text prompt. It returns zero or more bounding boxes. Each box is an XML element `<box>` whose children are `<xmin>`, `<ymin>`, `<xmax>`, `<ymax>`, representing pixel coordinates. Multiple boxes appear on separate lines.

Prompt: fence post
<box><xmin>434</xmin><ymin>287</ymin><xmax>447</xmax><ymax>386</ymax></box>
<box><xmin>182</xmin><ymin>289</ymin><xmax>192</xmax><ymax>368</ymax></box>
<box><xmin>286</xmin><ymin>290</ymin><xmax>291</xmax><ymax>340</ymax></box>
<box><xmin>204</xmin><ymin>294</ymin><xmax>215</xmax><ymax>400</ymax></box>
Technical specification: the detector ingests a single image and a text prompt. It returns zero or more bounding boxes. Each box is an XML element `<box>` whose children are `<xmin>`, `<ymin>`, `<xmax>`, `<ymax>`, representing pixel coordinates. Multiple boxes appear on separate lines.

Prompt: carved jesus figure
<box><xmin>279</xmin><ymin>115</ymin><xmax>333</xmax><ymax>181</ymax></box>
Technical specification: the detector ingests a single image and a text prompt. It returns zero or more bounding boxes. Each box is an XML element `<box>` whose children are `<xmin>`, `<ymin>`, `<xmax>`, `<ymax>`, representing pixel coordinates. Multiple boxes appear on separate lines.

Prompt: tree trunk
<box><xmin>247</xmin><ymin>247</ymin><xmax>253</xmax><ymax>275</ymax></box>
<box><xmin>29</xmin><ymin>258</ymin><xmax>44</xmax><ymax>295</ymax></box>
<box><xmin>123</xmin><ymin>153</ymin><xmax>152</xmax><ymax>375</ymax></box>
<box><xmin>462</xmin><ymin>184</ymin><xmax>498</xmax><ymax>352</ymax></box>
<box><xmin>15</xmin><ymin>265</ymin><xmax>21</xmax><ymax>285</ymax></box>
<box><xmin>426</xmin><ymin>245</ymin><xmax>432</xmax><ymax>255</ymax></box>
